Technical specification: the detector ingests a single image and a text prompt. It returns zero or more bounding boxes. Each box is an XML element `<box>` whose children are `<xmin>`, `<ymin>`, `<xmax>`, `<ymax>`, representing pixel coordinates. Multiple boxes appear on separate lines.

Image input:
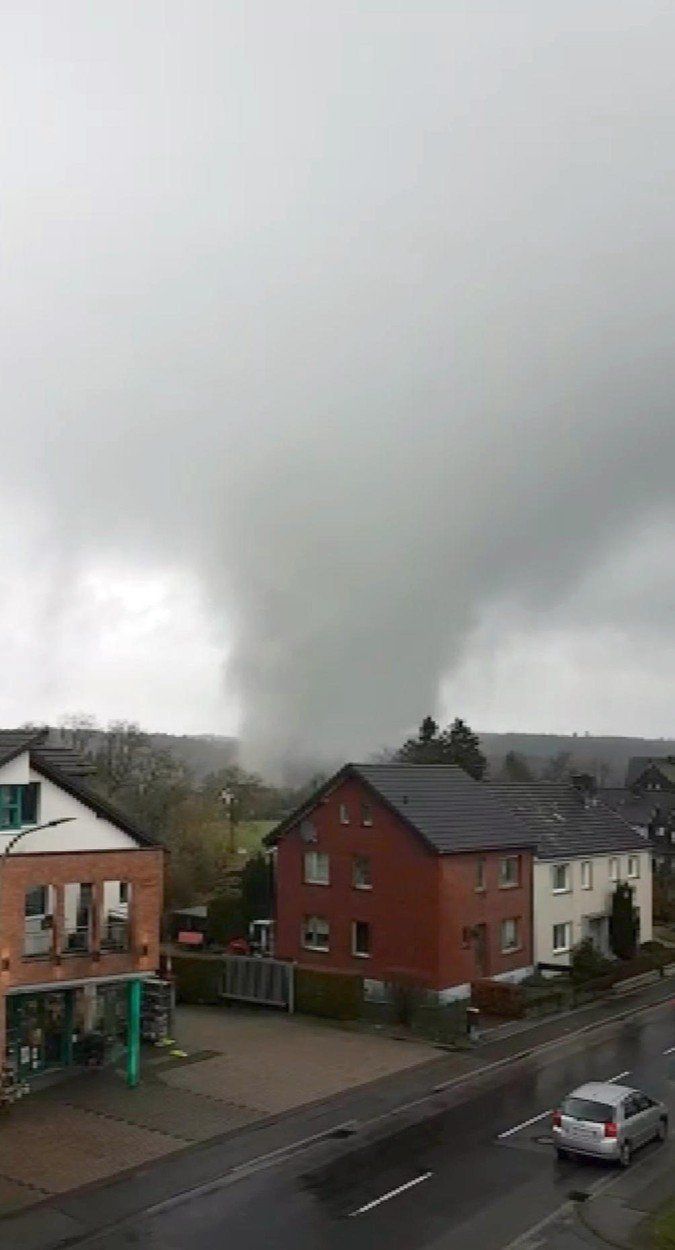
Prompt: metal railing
<box><xmin>23</xmin><ymin>927</ymin><xmax>52</xmax><ymax>959</ymax></box>
<box><xmin>64</xmin><ymin>925</ymin><xmax>91</xmax><ymax>954</ymax></box>
<box><xmin>100</xmin><ymin>918</ymin><xmax>130</xmax><ymax>953</ymax></box>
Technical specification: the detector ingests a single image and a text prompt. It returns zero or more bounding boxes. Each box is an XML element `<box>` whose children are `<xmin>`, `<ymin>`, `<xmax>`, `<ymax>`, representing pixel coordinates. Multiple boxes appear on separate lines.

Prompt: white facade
<box><xmin>0</xmin><ymin>755</ymin><xmax>137</xmax><ymax>855</ymax></box>
<box><xmin>533</xmin><ymin>850</ymin><xmax>652</xmax><ymax>966</ymax></box>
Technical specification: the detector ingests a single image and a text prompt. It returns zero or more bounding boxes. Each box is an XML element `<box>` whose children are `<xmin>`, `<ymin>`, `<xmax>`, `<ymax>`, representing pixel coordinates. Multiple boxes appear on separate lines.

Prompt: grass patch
<box><xmin>653</xmin><ymin>1199</ymin><xmax>675</xmax><ymax>1249</ymax></box>
<box><xmin>232</xmin><ymin>820</ymin><xmax>276</xmax><ymax>855</ymax></box>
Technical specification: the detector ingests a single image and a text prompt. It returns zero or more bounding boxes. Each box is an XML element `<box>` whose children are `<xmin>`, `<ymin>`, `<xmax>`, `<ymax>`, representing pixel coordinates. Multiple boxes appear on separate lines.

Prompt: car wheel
<box><xmin>555</xmin><ymin>1147</ymin><xmax>567</xmax><ymax>1161</ymax></box>
<box><xmin>657</xmin><ymin>1118</ymin><xmax>668</xmax><ymax>1142</ymax></box>
<box><xmin>619</xmin><ymin>1141</ymin><xmax>632</xmax><ymax>1168</ymax></box>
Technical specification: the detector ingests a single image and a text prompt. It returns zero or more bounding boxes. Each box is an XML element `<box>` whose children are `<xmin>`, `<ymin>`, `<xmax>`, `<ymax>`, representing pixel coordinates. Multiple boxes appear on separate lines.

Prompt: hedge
<box><xmin>471</xmin><ymin>979</ymin><xmax>524</xmax><ymax>1018</ymax></box>
<box><xmin>295</xmin><ymin>968</ymin><xmax>363</xmax><ymax>1020</ymax></box>
<box><xmin>173</xmin><ymin>954</ymin><xmax>223</xmax><ymax>1005</ymax></box>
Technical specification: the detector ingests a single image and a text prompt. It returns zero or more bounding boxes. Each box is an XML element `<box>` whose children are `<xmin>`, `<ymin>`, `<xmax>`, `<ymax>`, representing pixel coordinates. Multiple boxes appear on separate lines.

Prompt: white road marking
<box><xmin>497</xmin><ymin>1109</ymin><xmax>552</xmax><ymax>1139</ymax></box>
<box><xmin>349</xmin><ymin>1172</ymin><xmax>433</xmax><ymax>1216</ymax></box>
<box><xmin>663</xmin><ymin>1045</ymin><xmax>675</xmax><ymax>1055</ymax></box>
<box><xmin>607</xmin><ymin>1070</ymin><xmax>631</xmax><ymax>1082</ymax></box>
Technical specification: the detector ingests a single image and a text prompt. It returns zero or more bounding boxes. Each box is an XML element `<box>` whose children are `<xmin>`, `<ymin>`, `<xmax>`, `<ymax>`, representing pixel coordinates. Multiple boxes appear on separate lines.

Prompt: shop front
<box><xmin>5</xmin><ymin>979</ymin><xmax>139</xmax><ymax>1083</ymax></box>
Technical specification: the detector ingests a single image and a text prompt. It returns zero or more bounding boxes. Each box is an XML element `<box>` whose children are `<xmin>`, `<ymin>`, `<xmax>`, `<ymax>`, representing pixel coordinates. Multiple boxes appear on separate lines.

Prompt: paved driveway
<box><xmin>0</xmin><ymin>1006</ymin><xmax>439</xmax><ymax>1214</ymax></box>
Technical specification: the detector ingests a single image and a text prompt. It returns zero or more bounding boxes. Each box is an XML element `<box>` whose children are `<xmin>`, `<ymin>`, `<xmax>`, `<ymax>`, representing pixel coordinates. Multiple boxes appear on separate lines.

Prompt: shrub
<box><xmin>610</xmin><ymin>883</ymin><xmax>638</xmax><ymax>959</ymax></box>
<box><xmin>570</xmin><ymin>939</ymin><xmax>611</xmax><ymax>986</ymax></box>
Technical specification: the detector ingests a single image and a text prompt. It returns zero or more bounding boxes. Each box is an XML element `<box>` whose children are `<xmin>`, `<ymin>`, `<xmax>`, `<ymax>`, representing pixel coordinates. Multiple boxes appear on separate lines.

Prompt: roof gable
<box><xmin>0</xmin><ymin>729</ymin><xmax>157</xmax><ymax>848</ymax></box>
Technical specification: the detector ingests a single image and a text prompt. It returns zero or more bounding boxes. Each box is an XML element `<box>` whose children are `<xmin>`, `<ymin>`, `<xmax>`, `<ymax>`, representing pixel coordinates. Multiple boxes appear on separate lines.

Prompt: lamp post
<box><xmin>3</xmin><ymin>817</ymin><xmax>76</xmax><ymax>856</ymax></box>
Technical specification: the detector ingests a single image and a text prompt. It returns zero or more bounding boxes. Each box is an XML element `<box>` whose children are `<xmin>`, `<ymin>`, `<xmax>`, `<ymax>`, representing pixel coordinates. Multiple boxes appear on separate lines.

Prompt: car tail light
<box><xmin>604</xmin><ymin>1122</ymin><xmax>618</xmax><ymax>1138</ymax></box>
<box><xmin>552</xmin><ymin>1111</ymin><xmax>561</xmax><ymax>1128</ymax></box>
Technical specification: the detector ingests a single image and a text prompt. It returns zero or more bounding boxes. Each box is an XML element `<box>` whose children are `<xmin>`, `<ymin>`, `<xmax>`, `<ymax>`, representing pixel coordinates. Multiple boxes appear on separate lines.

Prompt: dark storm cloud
<box><xmin>2</xmin><ymin>1</ymin><xmax>675</xmax><ymax>766</ymax></box>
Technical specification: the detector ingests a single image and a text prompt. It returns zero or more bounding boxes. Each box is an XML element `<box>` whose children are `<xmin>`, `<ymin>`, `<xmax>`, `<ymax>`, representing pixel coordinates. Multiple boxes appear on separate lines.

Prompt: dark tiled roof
<box><xmin>268</xmin><ymin>762</ymin><xmax>536</xmax><ymax>854</ymax></box>
<box><xmin>600</xmin><ymin>788</ymin><xmax>675</xmax><ymax>828</ymax></box>
<box><xmin>0</xmin><ymin>728</ymin><xmax>157</xmax><ymax>848</ymax></box>
<box><xmin>490</xmin><ymin>782</ymin><xmax>647</xmax><ymax>860</ymax></box>
<box><xmin>626</xmin><ymin>756</ymin><xmax>675</xmax><ymax>789</ymax></box>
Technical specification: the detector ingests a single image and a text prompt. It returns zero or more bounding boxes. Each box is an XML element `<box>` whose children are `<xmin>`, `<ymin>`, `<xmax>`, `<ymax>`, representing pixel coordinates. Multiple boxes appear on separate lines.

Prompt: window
<box><xmin>609</xmin><ymin>856</ymin><xmax>619</xmax><ymax>882</ymax></box>
<box><xmin>499</xmin><ymin>856</ymin><xmax>520</xmax><ymax>888</ymax></box>
<box><xmin>101</xmin><ymin>881</ymin><xmax>131</xmax><ymax>952</ymax></box>
<box><xmin>352</xmin><ymin>856</ymin><xmax>372</xmax><ymax>889</ymax></box>
<box><xmin>303</xmin><ymin>851</ymin><xmax>330</xmax><ymax>885</ymax></box>
<box><xmin>461</xmin><ymin>926</ymin><xmax>472</xmax><ymax>948</ymax></box>
<box><xmin>64</xmin><ymin>882</ymin><xmax>93</xmax><ymax>953</ymax></box>
<box><xmin>551</xmin><ymin>863</ymin><xmax>570</xmax><ymax>893</ymax></box>
<box><xmin>475</xmin><ymin>857</ymin><xmax>486</xmax><ymax>891</ymax></box>
<box><xmin>0</xmin><ymin>783</ymin><xmax>39</xmax><ymax>830</ymax></box>
<box><xmin>580</xmin><ymin>860</ymin><xmax>592</xmax><ymax>890</ymax></box>
<box><xmin>0</xmin><ymin>785</ymin><xmax>22</xmax><ymax>830</ymax></box>
<box><xmin>361</xmin><ymin>803</ymin><xmax>373</xmax><ymax>827</ymax></box>
<box><xmin>24</xmin><ymin>886</ymin><xmax>47</xmax><ymax>918</ymax></box>
<box><xmin>23</xmin><ymin>885</ymin><xmax>54</xmax><ymax>957</ymax></box>
<box><xmin>552</xmin><ymin>921</ymin><xmax>572</xmax><ymax>954</ymax></box>
<box><xmin>627</xmin><ymin>855</ymin><xmax>640</xmax><ymax>879</ymax></box>
<box><xmin>500</xmin><ymin>918</ymin><xmax>520</xmax><ymax>952</ymax></box>
<box><xmin>352</xmin><ymin>921</ymin><xmax>371</xmax><ymax>958</ymax></box>
<box><xmin>339</xmin><ymin>803</ymin><xmax>350</xmax><ymax>825</ymax></box>
<box><xmin>302</xmin><ymin>916</ymin><xmax>330</xmax><ymax>951</ymax></box>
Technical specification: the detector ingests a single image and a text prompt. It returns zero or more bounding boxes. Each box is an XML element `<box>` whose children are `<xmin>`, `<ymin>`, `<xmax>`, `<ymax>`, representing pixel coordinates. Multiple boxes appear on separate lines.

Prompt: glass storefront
<box><xmin>6</xmin><ymin>984</ymin><xmax>129</xmax><ymax>1079</ymax></box>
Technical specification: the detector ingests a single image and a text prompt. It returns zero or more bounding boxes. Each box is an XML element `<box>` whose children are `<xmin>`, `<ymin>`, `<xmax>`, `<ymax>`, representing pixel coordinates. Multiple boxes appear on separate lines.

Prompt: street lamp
<box><xmin>4</xmin><ymin>817</ymin><xmax>76</xmax><ymax>856</ymax></box>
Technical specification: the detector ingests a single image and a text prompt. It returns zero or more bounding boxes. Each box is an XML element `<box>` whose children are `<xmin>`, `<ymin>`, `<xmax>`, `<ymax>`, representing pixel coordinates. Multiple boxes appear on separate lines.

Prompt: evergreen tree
<box><xmin>610</xmin><ymin>882</ymin><xmax>638</xmax><ymax>959</ymax></box>
<box><xmin>395</xmin><ymin>715</ymin><xmax>487</xmax><ymax>779</ymax></box>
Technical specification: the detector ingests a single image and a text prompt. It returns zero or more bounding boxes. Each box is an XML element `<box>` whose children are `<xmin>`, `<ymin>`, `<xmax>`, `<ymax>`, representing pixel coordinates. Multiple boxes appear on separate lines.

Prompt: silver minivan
<box><xmin>552</xmin><ymin>1082</ymin><xmax>668</xmax><ymax>1167</ymax></box>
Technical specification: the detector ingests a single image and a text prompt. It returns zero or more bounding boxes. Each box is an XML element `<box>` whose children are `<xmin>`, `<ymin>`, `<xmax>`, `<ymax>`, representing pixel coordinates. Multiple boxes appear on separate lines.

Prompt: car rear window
<box><xmin>561</xmin><ymin>1097</ymin><xmax>614</xmax><ymax>1123</ymax></box>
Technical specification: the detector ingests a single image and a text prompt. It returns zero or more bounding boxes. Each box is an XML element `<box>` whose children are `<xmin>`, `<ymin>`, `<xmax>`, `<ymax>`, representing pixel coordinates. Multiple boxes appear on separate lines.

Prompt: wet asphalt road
<box><xmin>86</xmin><ymin>1000</ymin><xmax>675</xmax><ymax>1250</ymax></box>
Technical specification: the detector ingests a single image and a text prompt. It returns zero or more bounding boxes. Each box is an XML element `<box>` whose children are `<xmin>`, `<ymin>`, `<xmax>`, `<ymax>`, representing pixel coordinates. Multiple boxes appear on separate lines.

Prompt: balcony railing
<box><xmin>64</xmin><ymin>926</ymin><xmax>91</xmax><ymax>954</ymax></box>
<box><xmin>23</xmin><ymin>926</ymin><xmax>52</xmax><ymax>959</ymax></box>
<box><xmin>100</xmin><ymin>916</ymin><xmax>130</xmax><ymax>953</ymax></box>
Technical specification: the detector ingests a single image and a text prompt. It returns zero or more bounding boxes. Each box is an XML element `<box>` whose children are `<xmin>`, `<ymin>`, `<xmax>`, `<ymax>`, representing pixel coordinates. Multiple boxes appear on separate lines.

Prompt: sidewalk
<box><xmin>1</xmin><ymin>975</ymin><xmax>675</xmax><ymax>1250</ymax></box>
<box><xmin>579</xmin><ymin>1137</ymin><xmax>675</xmax><ymax>1247</ymax></box>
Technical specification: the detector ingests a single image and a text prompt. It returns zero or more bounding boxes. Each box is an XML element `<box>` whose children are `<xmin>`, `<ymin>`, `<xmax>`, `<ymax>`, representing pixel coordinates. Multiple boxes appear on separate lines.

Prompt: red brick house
<box><xmin>0</xmin><ymin>729</ymin><xmax>163</xmax><ymax>1088</ymax></box>
<box><xmin>268</xmin><ymin>763</ymin><xmax>536</xmax><ymax>1000</ymax></box>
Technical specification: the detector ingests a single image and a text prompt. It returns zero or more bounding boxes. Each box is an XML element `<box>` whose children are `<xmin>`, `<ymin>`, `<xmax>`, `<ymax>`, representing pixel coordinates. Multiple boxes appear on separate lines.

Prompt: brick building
<box><xmin>268</xmin><ymin>764</ymin><xmax>536</xmax><ymax>1000</ymax></box>
<box><xmin>0</xmin><ymin>730</ymin><xmax>163</xmax><ymax>1087</ymax></box>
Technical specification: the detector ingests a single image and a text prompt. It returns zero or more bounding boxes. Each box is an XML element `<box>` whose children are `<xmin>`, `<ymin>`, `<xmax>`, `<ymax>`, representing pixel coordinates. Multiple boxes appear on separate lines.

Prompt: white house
<box><xmin>492</xmin><ymin>781</ymin><xmax>652</xmax><ymax>967</ymax></box>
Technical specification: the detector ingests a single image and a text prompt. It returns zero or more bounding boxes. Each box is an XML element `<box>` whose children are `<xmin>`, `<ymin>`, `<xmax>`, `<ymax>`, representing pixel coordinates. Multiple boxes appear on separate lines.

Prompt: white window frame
<box><xmin>609</xmin><ymin>856</ymin><xmax>619</xmax><ymax>882</ymax></box>
<box><xmin>552</xmin><ymin>921</ymin><xmax>572</xmax><ymax>954</ymax></box>
<box><xmin>499</xmin><ymin>855</ymin><xmax>520</xmax><ymax>888</ymax></box>
<box><xmin>302</xmin><ymin>916</ymin><xmax>330</xmax><ymax>952</ymax></box>
<box><xmin>360</xmin><ymin>803</ymin><xmax>373</xmax><ymax>827</ymax></box>
<box><xmin>351</xmin><ymin>920</ymin><xmax>371</xmax><ymax>958</ymax></box>
<box><xmin>627</xmin><ymin>855</ymin><xmax>640</xmax><ymax>879</ymax></box>
<box><xmin>352</xmin><ymin>855</ymin><xmax>372</xmax><ymax>890</ymax></box>
<box><xmin>580</xmin><ymin>860</ymin><xmax>592</xmax><ymax>890</ymax></box>
<box><xmin>339</xmin><ymin>803</ymin><xmax>350</xmax><ymax>825</ymax></box>
<box><xmin>303</xmin><ymin>851</ymin><xmax>330</xmax><ymax>885</ymax></box>
<box><xmin>500</xmin><ymin>917</ymin><xmax>520</xmax><ymax>953</ymax></box>
<box><xmin>475</xmin><ymin>857</ymin><xmax>486</xmax><ymax>892</ymax></box>
<box><xmin>551</xmin><ymin>863</ymin><xmax>571</xmax><ymax>894</ymax></box>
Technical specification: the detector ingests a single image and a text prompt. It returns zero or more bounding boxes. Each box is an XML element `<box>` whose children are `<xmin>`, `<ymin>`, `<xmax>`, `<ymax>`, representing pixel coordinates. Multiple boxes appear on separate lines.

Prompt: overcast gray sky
<box><xmin>2</xmin><ymin>1</ymin><xmax>674</xmax><ymax>768</ymax></box>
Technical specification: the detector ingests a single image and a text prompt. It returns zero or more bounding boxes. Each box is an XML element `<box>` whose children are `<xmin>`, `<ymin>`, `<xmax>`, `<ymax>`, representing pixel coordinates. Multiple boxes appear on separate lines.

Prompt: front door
<box><xmin>474</xmin><ymin>924</ymin><xmax>488</xmax><ymax>977</ymax></box>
